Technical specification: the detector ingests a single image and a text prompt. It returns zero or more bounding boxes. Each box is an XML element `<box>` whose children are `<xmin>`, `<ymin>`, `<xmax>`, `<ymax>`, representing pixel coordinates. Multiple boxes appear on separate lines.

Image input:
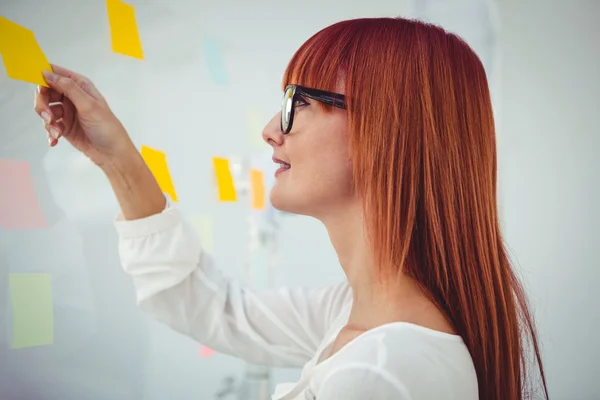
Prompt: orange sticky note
<box><xmin>249</xmin><ymin>169</ymin><xmax>266</xmax><ymax>210</ymax></box>
<box><xmin>106</xmin><ymin>0</ymin><xmax>144</xmax><ymax>59</ymax></box>
<box><xmin>0</xmin><ymin>17</ymin><xmax>52</xmax><ymax>86</ymax></box>
<box><xmin>140</xmin><ymin>146</ymin><xmax>178</xmax><ymax>202</ymax></box>
<box><xmin>200</xmin><ymin>345</ymin><xmax>216</xmax><ymax>358</ymax></box>
<box><xmin>212</xmin><ymin>157</ymin><xmax>236</xmax><ymax>202</ymax></box>
<box><xmin>0</xmin><ymin>159</ymin><xmax>47</xmax><ymax>229</ymax></box>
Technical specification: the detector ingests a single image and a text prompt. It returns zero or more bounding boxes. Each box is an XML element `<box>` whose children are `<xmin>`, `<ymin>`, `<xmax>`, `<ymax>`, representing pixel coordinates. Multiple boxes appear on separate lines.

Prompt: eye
<box><xmin>294</xmin><ymin>96</ymin><xmax>309</xmax><ymax>108</ymax></box>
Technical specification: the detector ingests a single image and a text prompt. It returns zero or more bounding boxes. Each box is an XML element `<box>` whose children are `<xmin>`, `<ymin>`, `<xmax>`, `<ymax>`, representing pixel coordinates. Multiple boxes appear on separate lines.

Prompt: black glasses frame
<box><xmin>281</xmin><ymin>84</ymin><xmax>347</xmax><ymax>134</ymax></box>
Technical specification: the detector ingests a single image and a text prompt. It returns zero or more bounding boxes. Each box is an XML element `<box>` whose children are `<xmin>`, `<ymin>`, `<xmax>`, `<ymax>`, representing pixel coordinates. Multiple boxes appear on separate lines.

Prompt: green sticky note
<box><xmin>9</xmin><ymin>273</ymin><xmax>54</xmax><ymax>349</ymax></box>
<box><xmin>245</xmin><ymin>108</ymin><xmax>267</xmax><ymax>149</ymax></box>
<box><xmin>189</xmin><ymin>213</ymin><xmax>215</xmax><ymax>255</ymax></box>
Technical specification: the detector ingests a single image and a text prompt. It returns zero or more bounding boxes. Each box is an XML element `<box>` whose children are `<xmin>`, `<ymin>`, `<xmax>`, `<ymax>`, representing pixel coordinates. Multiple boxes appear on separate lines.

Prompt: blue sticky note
<box><xmin>203</xmin><ymin>38</ymin><xmax>228</xmax><ymax>85</ymax></box>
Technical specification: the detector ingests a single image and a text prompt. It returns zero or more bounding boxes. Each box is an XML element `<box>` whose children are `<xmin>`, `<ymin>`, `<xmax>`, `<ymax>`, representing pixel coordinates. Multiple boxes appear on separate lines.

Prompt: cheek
<box><xmin>326</xmin><ymin>151</ymin><xmax>354</xmax><ymax>192</ymax></box>
<box><xmin>297</xmin><ymin>133</ymin><xmax>353</xmax><ymax>192</ymax></box>
<box><xmin>271</xmin><ymin>109</ymin><xmax>354</xmax><ymax>211</ymax></box>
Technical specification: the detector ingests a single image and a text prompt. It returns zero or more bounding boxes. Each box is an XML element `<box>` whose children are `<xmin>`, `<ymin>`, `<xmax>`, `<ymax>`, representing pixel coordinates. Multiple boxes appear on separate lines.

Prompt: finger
<box><xmin>45</xmin><ymin>122</ymin><xmax>60</xmax><ymax>141</ymax></box>
<box><xmin>38</xmin><ymin>85</ymin><xmax>63</xmax><ymax>103</ymax></box>
<box><xmin>34</xmin><ymin>87</ymin><xmax>63</xmax><ymax>123</ymax></box>
<box><xmin>48</xmin><ymin>135</ymin><xmax>58</xmax><ymax>147</ymax></box>
<box><xmin>50</xmin><ymin>64</ymin><xmax>103</xmax><ymax>100</ymax></box>
<box><xmin>59</xmin><ymin>97</ymin><xmax>77</xmax><ymax>133</ymax></box>
<box><xmin>50</xmin><ymin>64</ymin><xmax>86</xmax><ymax>80</ymax></box>
<box><xmin>34</xmin><ymin>84</ymin><xmax>51</xmax><ymax>120</ymax></box>
<box><xmin>45</xmin><ymin>121</ymin><xmax>65</xmax><ymax>141</ymax></box>
<box><xmin>49</xmin><ymin>103</ymin><xmax>65</xmax><ymax>120</ymax></box>
<box><xmin>47</xmin><ymin>125</ymin><xmax>64</xmax><ymax>147</ymax></box>
<box><xmin>47</xmin><ymin>88</ymin><xmax>64</xmax><ymax>104</ymax></box>
<box><xmin>43</xmin><ymin>70</ymin><xmax>95</xmax><ymax>114</ymax></box>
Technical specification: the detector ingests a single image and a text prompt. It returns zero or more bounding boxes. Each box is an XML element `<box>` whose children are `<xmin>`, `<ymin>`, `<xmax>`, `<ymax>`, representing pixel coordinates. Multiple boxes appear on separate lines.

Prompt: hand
<box><xmin>34</xmin><ymin>65</ymin><xmax>136</xmax><ymax>167</ymax></box>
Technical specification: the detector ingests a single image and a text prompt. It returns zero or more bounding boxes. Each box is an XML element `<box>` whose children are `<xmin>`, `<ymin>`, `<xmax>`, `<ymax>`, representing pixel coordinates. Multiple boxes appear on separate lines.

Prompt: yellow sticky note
<box><xmin>189</xmin><ymin>214</ymin><xmax>215</xmax><ymax>255</ymax></box>
<box><xmin>246</xmin><ymin>108</ymin><xmax>266</xmax><ymax>149</ymax></box>
<box><xmin>212</xmin><ymin>157</ymin><xmax>237</xmax><ymax>202</ymax></box>
<box><xmin>249</xmin><ymin>169</ymin><xmax>266</xmax><ymax>210</ymax></box>
<box><xmin>9</xmin><ymin>273</ymin><xmax>54</xmax><ymax>349</ymax></box>
<box><xmin>0</xmin><ymin>17</ymin><xmax>52</xmax><ymax>86</ymax></box>
<box><xmin>106</xmin><ymin>0</ymin><xmax>144</xmax><ymax>59</ymax></box>
<box><xmin>141</xmin><ymin>145</ymin><xmax>178</xmax><ymax>202</ymax></box>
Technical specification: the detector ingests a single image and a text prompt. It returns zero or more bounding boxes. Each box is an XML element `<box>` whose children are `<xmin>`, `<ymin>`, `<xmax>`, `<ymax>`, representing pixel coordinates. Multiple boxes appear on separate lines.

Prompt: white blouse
<box><xmin>114</xmin><ymin>199</ymin><xmax>479</xmax><ymax>400</ymax></box>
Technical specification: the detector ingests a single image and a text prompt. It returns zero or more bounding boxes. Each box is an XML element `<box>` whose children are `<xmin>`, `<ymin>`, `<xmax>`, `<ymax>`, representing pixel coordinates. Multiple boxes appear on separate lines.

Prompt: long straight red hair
<box><xmin>283</xmin><ymin>17</ymin><xmax>549</xmax><ymax>400</ymax></box>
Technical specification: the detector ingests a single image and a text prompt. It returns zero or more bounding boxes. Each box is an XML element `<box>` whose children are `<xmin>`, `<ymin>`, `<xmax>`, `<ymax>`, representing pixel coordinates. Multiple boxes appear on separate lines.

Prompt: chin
<box><xmin>269</xmin><ymin>190</ymin><xmax>293</xmax><ymax>213</ymax></box>
<box><xmin>269</xmin><ymin>187</ymin><xmax>309</xmax><ymax>216</ymax></box>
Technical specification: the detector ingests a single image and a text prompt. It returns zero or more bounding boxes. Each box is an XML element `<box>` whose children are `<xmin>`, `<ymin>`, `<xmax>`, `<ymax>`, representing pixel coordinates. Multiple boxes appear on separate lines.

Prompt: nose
<box><xmin>262</xmin><ymin>112</ymin><xmax>284</xmax><ymax>147</ymax></box>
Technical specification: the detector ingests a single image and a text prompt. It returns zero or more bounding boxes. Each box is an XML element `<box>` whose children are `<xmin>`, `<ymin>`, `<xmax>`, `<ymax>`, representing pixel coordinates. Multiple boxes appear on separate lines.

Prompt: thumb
<box><xmin>43</xmin><ymin>70</ymin><xmax>95</xmax><ymax>114</ymax></box>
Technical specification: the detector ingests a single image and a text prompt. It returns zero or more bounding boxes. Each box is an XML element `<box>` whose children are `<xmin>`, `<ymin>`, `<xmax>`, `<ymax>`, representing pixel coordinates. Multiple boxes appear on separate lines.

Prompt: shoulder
<box><xmin>315</xmin><ymin>362</ymin><xmax>412</xmax><ymax>399</ymax></box>
<box><xmin>312</xmin><ymin>323</ymin><xmax>479</xmax><ymax>400</ymax></box>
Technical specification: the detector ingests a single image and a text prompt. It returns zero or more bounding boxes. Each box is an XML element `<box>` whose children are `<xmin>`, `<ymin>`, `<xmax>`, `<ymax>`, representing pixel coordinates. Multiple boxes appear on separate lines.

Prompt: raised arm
<box><xmin>33</xmin><ymin>65</ymin><xmax>352</xmax><ymax>368</ymax></box>
<box><xmin>115</xmin><ymin>199</ymin><xmax>351</xmax><ymax>367</ymax></box>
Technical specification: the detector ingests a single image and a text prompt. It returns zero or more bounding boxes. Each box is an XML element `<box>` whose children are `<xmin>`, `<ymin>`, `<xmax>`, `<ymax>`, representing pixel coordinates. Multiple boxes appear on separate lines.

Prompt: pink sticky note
<box><xmin>0</xmin><ymin>159</ymin><xmax>47</xmax><ymax>229</ymax></box>
<box><xmin>200</xmin><ymin>345</ymin><xmax>216</xmax><ymax>358</ymax></box>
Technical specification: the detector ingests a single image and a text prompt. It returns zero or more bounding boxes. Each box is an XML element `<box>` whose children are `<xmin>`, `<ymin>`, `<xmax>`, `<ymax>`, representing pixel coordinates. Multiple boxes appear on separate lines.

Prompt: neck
<box><xmin>319</xmin><ymin>200</ymin><xmax>423</xmax><ymax>331</ymax></box>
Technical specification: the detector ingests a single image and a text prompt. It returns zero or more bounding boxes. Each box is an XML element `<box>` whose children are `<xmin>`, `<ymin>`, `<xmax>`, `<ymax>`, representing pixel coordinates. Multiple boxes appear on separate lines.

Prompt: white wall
<box><xmin>497</xmin><ymin>1</ymin><xmax>600</xmax><ymax>399</ymax></box>
<box><xmin>0</xmin><ymin>0</ymin><xmax>597</xmax><ymax>399</ymax></box>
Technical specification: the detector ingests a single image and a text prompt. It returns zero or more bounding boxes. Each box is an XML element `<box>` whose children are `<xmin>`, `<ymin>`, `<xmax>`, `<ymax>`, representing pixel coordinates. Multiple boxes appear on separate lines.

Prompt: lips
<box><xmin>272</xmin><ymin>156</ymin><xmax>291</xmax><ymax>169</ymax></box>
<box><xmin>273</xmin><ymin>156</ymin><xmax>291</xmax><ymax>177</ymax></box>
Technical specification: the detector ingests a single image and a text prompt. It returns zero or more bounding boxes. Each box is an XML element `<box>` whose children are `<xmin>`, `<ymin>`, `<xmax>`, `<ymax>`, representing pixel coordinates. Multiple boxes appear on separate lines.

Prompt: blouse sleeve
<box><xmin>114</xmin><ymin>198</ymin><xmax>351</xmax><ymax>367</ymax></box>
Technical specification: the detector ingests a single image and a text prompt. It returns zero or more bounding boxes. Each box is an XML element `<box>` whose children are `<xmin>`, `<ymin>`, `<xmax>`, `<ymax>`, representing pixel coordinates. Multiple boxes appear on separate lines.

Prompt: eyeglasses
<box><xmin>281</xmin><ymin>84</ymin><xmax>347</xmax><ymax>134</ymax></box>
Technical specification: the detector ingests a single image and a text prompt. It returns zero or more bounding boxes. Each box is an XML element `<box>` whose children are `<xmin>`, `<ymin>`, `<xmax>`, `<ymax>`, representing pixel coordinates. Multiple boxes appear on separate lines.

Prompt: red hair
<box><xmin>283</xmin><ymin>17</ymin><xmax>549</xmax><ymax>400</ymax></box>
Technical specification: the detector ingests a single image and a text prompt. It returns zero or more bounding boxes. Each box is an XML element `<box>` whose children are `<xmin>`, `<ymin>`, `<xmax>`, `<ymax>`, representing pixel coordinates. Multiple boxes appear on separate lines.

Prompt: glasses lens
<box><xmin>282</xmin><ymin>86</ymin><xmax>294</xmax><ymax>132</ymax></box>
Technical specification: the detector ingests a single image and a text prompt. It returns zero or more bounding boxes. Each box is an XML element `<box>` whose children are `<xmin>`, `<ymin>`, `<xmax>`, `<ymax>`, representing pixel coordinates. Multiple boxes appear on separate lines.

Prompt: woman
<box><xmin>34</xmin><ymin>17</ymin><xmax>548</xmax><ymax>400</ymax></box>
